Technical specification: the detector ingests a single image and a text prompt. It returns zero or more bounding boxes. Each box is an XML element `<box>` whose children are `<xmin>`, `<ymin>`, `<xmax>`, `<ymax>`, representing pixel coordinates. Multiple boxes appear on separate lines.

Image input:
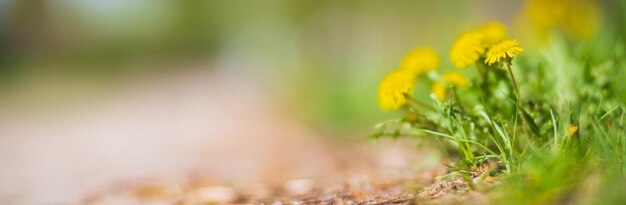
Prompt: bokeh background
<box><xmin>0</xmin><ymin>0</ymin><xmax>624</xmax><ymax>204</ymax></box>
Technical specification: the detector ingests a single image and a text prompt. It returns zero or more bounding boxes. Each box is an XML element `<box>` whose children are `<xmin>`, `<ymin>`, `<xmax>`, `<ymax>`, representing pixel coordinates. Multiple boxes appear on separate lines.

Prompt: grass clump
<box><xmin>371</xmin><ymin>1</ymin><xmax>626</xmax><ymax>203</ymax></box>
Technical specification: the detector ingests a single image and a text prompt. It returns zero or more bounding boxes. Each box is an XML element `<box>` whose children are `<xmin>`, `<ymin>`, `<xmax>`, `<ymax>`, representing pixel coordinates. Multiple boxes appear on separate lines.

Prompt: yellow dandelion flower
<box><xmin>485</xmin><ymin>40</ymin><xmax>524</xmax><ymax>66</ymax></box>
<box><xmin>566</xmin><ymin>124</ymin><xmax>579</xmax><ymax>137</ymax></box>
<box><xmin>443</xmin><ymin>71</ymin><xmax>469</xmax><ymax>87</ymax></box>
<box><xmin>378</xmin><ymin>69</ymin><xmax>416</xmax><ymax>111</ymax></box>
<box><xmin>520</xmin><ymin>0</ymin><xmax>600</xmax><ymax>43</ymax></box>
<box><xmin>431</xmin><ymin>82</ymin><xmax>447</xmax><ymax>100</ymax></box>
<box><xmin>525</xmin><ymin>0</ymin><xmax>568</xmax><ymax>30</ymax></box>
<box><xmin>450</xmin><ymin>31</ymin><xmax>486</xmax><ymax>68</ymax></box>
<box><xmin>401</xmin><ymin>47</ymin><xmax>439</xmax><ymax>74</ymax></box>
<box><xmin>563</xmin><ymin>0</ymin><xmax>600</xmax><ymax>40</ymax></box>
<box><xmin>476</xmin><ymin>22</ymin><xmax>508</xmax><ymax>45</ymax></box>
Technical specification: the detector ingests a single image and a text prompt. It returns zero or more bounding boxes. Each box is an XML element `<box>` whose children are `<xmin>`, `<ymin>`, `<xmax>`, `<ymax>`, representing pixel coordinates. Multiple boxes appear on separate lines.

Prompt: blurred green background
<box><xmin>0</xmin><ymin>0</ymin><xmax>624</xmax><ymax>137</ymax></box>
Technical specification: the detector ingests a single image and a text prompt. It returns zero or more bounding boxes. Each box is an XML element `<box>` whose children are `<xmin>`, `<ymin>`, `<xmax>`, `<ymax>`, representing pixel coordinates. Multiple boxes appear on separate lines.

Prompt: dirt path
<box><xmin>0</xmin><ymin>67</ymin><xmax>456</xmax><ymax>204</ymax></box>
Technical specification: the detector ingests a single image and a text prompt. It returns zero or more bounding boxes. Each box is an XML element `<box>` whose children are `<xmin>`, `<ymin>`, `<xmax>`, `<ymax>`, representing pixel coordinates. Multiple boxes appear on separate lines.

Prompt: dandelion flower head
<box><xmin>525</xmin><ymin>0</ymin><xmax>568</xmax><ymax>29</ymax></box>
<box><xmin>450</xmin><ymin>31</ymin><xmax>486</xmax><ymax>68</ymax></box>
<box><xmin>521</xmin><ymin>0</ymin><xmax>600</xmax><ymax>41</ymax></box>
<box><xmin>378</xmin><ymin>69</ymin><xmax>416</xmax><ymax>111</ymax></box>
<box><xmin>562</xmin><ymin>0</ymin><xmax>600</xmax><ymax>39</ymax></box>
<box><xmin>431</xmin><ymin>82</ymin><xmax>447</xmax><ymax>100</ymax></box>
<box><xmin>401</xmin><ymin>47</ymin><xmax>439</xmax><ymax>75</ymax></box>
<box><xmin>443</xmin><ymin>71</ymin><xmax>469</xmax><ymax>87</ymax></box>
<box><xmin>485</xmin><ymin>40</ymin><xmax>524</xmax><ymax>66</ymax></box>
<box><xmin>476</xmin><ymin>22</ymin><xmax>508</xmax><ymax>45</ymax></box>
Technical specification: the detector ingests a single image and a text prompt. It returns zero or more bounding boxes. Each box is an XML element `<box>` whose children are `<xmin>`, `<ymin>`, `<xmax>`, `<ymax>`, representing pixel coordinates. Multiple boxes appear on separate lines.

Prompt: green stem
<box><xmin>506</xmin><ymin>62</ymin><xmax>531</xmax><ymax>138</ymax></box>
<box><xmin>506</xmin><ymin>62</ymin><xmax>521</xmax><ymax>104</ymax></box>
<box><xmin>451</xmin><ymin>87</ymin><xmax>466</xmax><ymax>114</ymax></box>
<box><xmin>476</xmin><ymin>62</ymin><xmax>491</xmax><ymax>97</ymax></box>
<box><xmin>475</xmin><ymin>62</ymin><xmax>486</xmax><ymax>80</ymax></box>
<box><xmin>406</xmin><ymin>95</ymin><xmax>436</xmax><ymax>112</ymax></box>
<box><xmin>475</xmin><ymin>61</ymin><xmax>488</xmax><ymax>83</ymax></box>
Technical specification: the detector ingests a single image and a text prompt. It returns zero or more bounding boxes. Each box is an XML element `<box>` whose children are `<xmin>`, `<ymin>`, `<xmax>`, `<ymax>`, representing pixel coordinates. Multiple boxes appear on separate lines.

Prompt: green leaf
<box><xmin>520</xmin><ymin>107</ymin><xmax>541</xmax><ymax>138</ymax></box>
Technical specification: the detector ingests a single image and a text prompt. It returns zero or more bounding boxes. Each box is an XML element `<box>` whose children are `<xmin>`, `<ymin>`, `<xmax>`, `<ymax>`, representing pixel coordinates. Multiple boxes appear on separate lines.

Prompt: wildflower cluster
<box><xmin>374</xmin><ymin>1</ymin><xmax>626</xmax><ymax>203</ymax></box>
<box><xmin>375</xmin><ymin>22</ymin><xmax>536</xmax><ymax>177</ymax></box>
<box><xmin>377</xmin><ymin>46</ymin><xmax>469</xmax><ymax>111</ymax></box>
<box><xmin>378</xmin><ymin>22</ymin><xmax>524</xmax><ymax>113</ymax></box>
<box><xmin>375</xmin><ymin>21</ymin><xmax>531</xmax><ymax>177</ymax></box>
